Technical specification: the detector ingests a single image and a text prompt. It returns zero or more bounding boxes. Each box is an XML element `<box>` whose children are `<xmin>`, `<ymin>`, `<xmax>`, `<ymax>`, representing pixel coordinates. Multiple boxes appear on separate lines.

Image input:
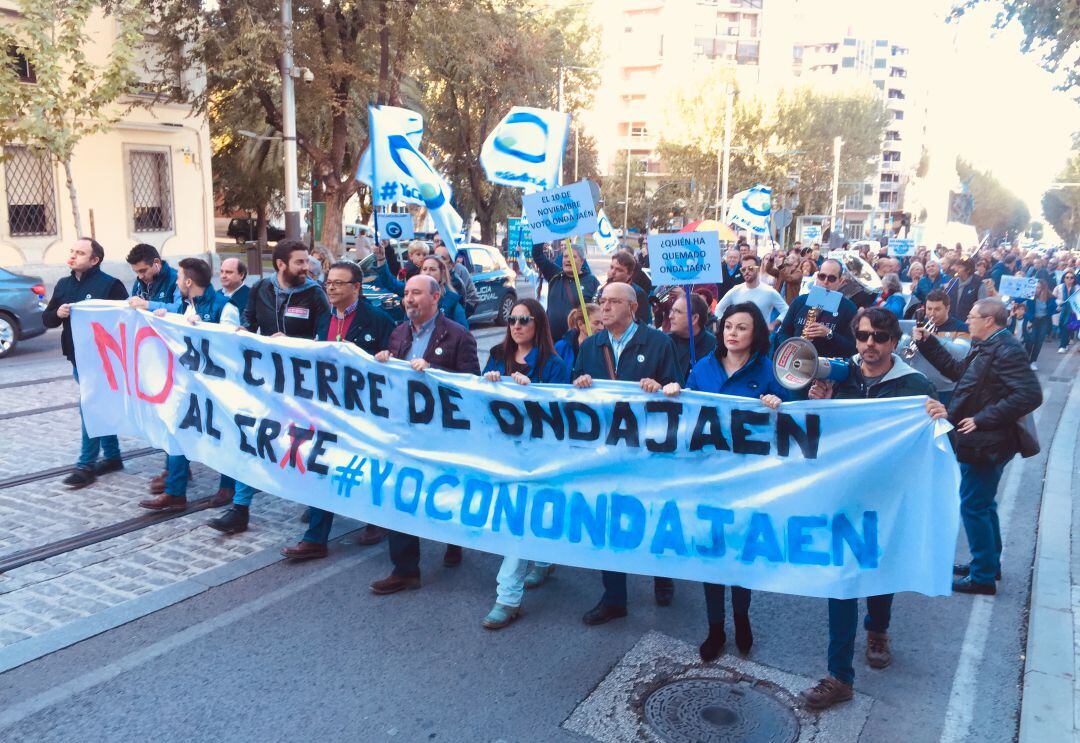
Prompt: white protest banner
<box><xmin>522</xmin><ymin>180</ymin><xmax>599</xmax><ymax>244</ymax></box>
<box><xmin>376</xmin><ymin>213</ymin><xmax>414</xmax><ymax>242</ymax></box>
<box><xmin>888</xmin><ymin>238</ymin><xmax>915</xmax><ymax>258</ymax></box>
<box><xmin>801</xmin><ymin>224</ymin><xmax>822</xmax><ymax>243</ymax></box>
<box><xmin>480</xmin><ymin>107</ymin><xmax>569</xmax><ymax>193</ymax></box>
<box><xmin>595</xmin><ymin>208</ymin><xmax>620</xmax><ymax>254</ymax></box>
<box><xmin>367</xmin><ymin>105</ymin><xmax>463</xmax><ymax>254</ymax></box>
<box><xmin>357</xmin><ymin>105</ymin><xmax>426</xmax><ymax>205</ymax></box>
<box><xmin>71</xmin><ymin>303</ymin><xmax>961</xmax><ymax>600</ymax></box>
<box><xmin>648</xmin><ymin>231</ymin><xmax>723</xmax><ymax>286</ymax></box>
<box><xmin>999</xmin><ymin>275</ymin><xmax>1038</xmax><ymax>300</ymax></box>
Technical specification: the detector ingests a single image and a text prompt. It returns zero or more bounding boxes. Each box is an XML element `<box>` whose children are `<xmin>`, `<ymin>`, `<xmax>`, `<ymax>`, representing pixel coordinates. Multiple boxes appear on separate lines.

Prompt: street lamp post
<box><xmin>280</xmin><ymin>0</ymin><xmax>301</xmax><ymax>240</ymax></box>
<box><xmin>830</xmin><ymin>136</ymin><xmax>843</xmax><ymax>239</ymax></box>
<box><xmin>718</xmin><ymin>84</ymin><xmax>734</xmax><ymax>223</ymax></box>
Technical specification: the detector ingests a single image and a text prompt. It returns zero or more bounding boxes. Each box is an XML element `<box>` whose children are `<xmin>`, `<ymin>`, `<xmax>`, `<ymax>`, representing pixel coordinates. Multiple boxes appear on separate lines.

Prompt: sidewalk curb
<box><xmin>0</xmin><ymin>518</ymin><xmax>364</xmax><ymax>675</ymax></box>
<box><xmin>1018</xmin><ymin>357</ymin><xmax>1079</xmax><ymax>742</ymax></box>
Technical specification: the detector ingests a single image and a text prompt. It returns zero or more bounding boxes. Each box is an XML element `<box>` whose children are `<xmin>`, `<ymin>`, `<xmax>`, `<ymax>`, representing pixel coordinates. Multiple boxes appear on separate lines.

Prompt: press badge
<box><xmin>284</xmin><ymin>307</ymin><xmax>310</xmax><ymax>319</ymax></box>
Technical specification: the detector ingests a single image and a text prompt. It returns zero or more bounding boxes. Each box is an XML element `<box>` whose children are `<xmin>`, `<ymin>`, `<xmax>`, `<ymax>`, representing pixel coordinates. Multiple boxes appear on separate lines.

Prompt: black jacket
<box><xmin>716</xmin><ymin>262</ymin><xmax>744</xmax><ymax>300</ymax></box>
<box><xmin>320</xmin><ymin>300</ymin><xmax>395</xmax><ymax>355</ymax></box>
<box><xmin>42</xmin><ymin>265</ymin><xmax>128</xmax><ymax>364</ymax></box>
<box><xmin>242</xmin><ymin>276</ymin><xmax>330</xmax><ymax>339</ymax></box>
<box><xmin>669</xmin><ymin>329</ymin><xmax>717</xmax><ymax>381</ymax></box>
<box><xmin>833</xmin><ymin>354</ymin><xmax>938</xmax><ymax>401</ymax></box>
<box><xmin>531</xmin><ymin>243</ymin><xmax>600</xmax><ymax>340</ymax></box>
<box><xmin>917</xmin><ymin>328</ymin><xmax>1042</xmax><ymax>464</ymax></box>
<box><xmin>572</xmin><ymin>322</ymin><xmax>679</xmax><ymax>385</ymax></box>
<box><xmin>226</xmin><ymin>284</ymin><xmax>250</xmax><ymax>314</ymax></box>
<box><xmin>777</xmin><ymin>293</ymin><xmax>858</xmax><ymax>358</ymax></box>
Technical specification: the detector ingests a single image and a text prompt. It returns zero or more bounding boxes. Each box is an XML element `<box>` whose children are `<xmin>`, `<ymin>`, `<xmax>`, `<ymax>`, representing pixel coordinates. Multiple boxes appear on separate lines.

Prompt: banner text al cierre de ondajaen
<box><xmin>72</xmin><ymin>303</ymin><xmax>961</xmax><ymax>599</ymax></box>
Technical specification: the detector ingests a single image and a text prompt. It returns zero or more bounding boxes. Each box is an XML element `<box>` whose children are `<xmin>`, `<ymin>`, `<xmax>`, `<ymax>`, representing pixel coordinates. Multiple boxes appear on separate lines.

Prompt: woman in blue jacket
<box><xmin>662</xmin><ymin>301</ymin><xmax>790</xmax><ymax>662</ymax></box>
<box><xmin>480</xmin><ymin>299</ymin><xmax>570</xmax><ymax>630</ymax></box>
<box><xmin>375</xmin><ymin>254</ymin><xmax>469</xmax><ymax>328</ymax></box>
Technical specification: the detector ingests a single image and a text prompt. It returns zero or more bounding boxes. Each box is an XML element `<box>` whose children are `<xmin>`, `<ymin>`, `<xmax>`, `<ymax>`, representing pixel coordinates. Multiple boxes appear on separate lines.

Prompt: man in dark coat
<box><xmin>667</xmin><ymin>289</ymin><xmax>716</xmax><ymax>380</ymax></box>
<box><xmin>369</xmin><ymin>275</ymin><xmax>480</xmax><ymax>595</ymax></box>
<box><xmin>218</xmin><ymin>256</ymin><xmax>250</xmax><ymax>314</ymax></box>
<box><xmin>572</xmin><ymin>282</ymin><xmax>679</xmax><ymax>625</ymax></box>
<box><xmin>42</xmin><ymin>238</ymin><xmax>128</xmax><ymax>488</ymax></box>
<box><xmin>531</xmin><ymin>241</ymin><xmax>600</xmax><ymax>340</ymax></box>
<box><xmin>777</xmin><ymin>259</ymin><xmax>858</xmax><ymax>358</ymax></box>
<box><xmin>915</xmin><ymin>297</ymin><xmax>1042</xmax><ymax>594</ymax></box>
<box><xmin>280</xmin><ymin>261</ymin><xmax>396</xmax><ymax>560</ymax></box>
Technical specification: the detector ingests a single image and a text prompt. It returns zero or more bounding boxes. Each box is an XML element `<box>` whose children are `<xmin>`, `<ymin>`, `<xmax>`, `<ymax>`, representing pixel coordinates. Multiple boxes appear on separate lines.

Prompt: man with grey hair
<box><xmin>717</xmin><ymin>247</ymin><xmax>744</xmax><ymax>301</ymax></box>
<box><xmin>914</xmin><ymin>297</ymin><xmax>1042</xmax><ymax>594</ymax></box>
<box><xmin>368</xmin><ymin>274</ymin><xmax>480</xmax><ymax>595</ymax></box>
<box><xmin>531</xmin><ymin>241</ymin><xmax>600</xmax><ymax>340</ymax></box>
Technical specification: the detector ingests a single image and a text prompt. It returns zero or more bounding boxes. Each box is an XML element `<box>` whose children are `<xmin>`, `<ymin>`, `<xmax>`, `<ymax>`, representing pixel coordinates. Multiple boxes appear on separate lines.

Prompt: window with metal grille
<box><xmin>3</xmin><ymin>146</ymin><xmax>56</xmax><ymax>236</ymax></box>
<box><xmin>129</xmin><ymin>150</ymin><xmax>172</xmax><ymax>232</ymax></box>
<box><xmin>6</xmin><ymin>47</ymin><xmax>36</xmax><ymax>83</ymax></box>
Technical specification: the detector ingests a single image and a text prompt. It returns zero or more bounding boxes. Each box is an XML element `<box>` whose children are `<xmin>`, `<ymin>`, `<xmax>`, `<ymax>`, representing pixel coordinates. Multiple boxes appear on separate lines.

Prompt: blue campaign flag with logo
<box><xmin>357</xmin><ymin>106</ymin><xmax>425</xmax><ymax>206</ymax></box>
<box><xmin>728</xmin><ymin>185</ymin><xmax>772</xmax><ymax>236</ymax></box>
<box><xmin>367</xmin><ymin>105</ymin><xmax>464</xmax><ymax>254</ymax></box>
<box><xmin>594</xmin><ymin>208</ymin><xmax>620</xmax><ymax>254</ymax></box>
<box><xmin>481</xmin><ymin>107</ymin><xmax>570</xmax><ymax>194</ymax></box>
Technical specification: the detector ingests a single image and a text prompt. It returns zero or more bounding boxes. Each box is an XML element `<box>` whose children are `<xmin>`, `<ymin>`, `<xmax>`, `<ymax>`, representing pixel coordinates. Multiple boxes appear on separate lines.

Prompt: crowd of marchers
<box><xmin>42</xmin><ymin>230</ymin><xmax>1057</xmax><ymax>711</ymax></box>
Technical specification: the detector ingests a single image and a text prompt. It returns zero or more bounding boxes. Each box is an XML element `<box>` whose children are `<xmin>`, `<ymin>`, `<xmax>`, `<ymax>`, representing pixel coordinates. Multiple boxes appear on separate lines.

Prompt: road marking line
<box><xmin>0</xmin><ymin>548</ymin><xmax>379</xmax><ymax>731</ymax></box>
<box><xmin>940</xmin><ymin>378</ymin><xmax>1061</xmax><ymax>742</ymax></box>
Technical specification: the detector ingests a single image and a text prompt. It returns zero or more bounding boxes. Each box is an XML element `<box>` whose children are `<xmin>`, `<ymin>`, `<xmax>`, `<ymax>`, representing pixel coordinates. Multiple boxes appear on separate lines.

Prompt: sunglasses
<box><xmin>855</xmin><ymin>330</ymin><xmax>892</xmax><ymax>343</ymax></box>
<box><xmin>817</xmin><ymin>273</ymin><xmax>840</xmax><ymax>283</ymax></box>
<box><xmin>508</xmin><ymin>315</ymin><xmax>534</xmax><ymax>326</ymax></box>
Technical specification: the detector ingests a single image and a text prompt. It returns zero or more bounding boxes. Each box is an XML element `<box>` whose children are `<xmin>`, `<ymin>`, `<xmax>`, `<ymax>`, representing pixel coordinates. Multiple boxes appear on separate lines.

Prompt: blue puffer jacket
<box><xmin>131</xmin><ymin>261</ymin><xmax>178</xmax><ymax>304</ymax></box>
<box><xmin>483</xmin><ymin>345</ymin><xmax>571</xmax><ymax>384</ymax></box>
<box><xmin>686</xmin><ymin>351</ymin><xmax>791</xmax><ymax>402</ymax></box>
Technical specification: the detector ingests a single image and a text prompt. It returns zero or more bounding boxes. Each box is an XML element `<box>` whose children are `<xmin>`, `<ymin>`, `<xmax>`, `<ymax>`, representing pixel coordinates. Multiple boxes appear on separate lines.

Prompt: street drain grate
<box><xmin>643</xmin><ymin>677</ymin><xmax>800</xmax><ymax>743</ymax></box>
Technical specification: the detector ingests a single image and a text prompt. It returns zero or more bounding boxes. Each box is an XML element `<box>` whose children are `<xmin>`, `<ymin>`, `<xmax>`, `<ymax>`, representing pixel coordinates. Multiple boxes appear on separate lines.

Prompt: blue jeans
<box><xmin>72</xmin><ymin>368</ymin><xmax>120</xmax><ymax>469</ymax></box>
<box><xmin>1027</xmin><ymin>317</ymin><xmax>1052</xmax><ymax>362</ymax></box>
<box><xmin>958</xmin><ymin>461</ymin><xmax>1006</xmax><ymax>584</ymax></box>
<box><xmin>165</xmin><ymin>454</ymin><xmax>190</xmax><ymax>497</ymax></box>
<box><xmin>827</xmin><ymin>594</ymin><xmax>894</xmax><ymax>685</ymax></box>
<box><xmin>302</xmin><ymin>508</ymin><xmax>334</xmax><ymax>544</ymax></box>
<box><xmin>233</xmin><ymin>481</ymin><xmax>258</xmax><ymax>507</ymax></box>
<box><xmin>1061</xmin><ymin>311</ymin><xmax>1077</xmax><ymax>349</ymax></box>
<box><xmin>703</xmin><ymin>583</ymin><xmax>751</xmax><ymax>624</ymax></box>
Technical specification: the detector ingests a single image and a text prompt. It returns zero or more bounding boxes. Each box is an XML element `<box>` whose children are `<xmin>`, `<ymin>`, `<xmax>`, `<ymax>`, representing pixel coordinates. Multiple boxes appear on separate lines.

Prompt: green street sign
<box><xmin>312</xmin><ymin>202</ymin><xmax>326</xmax><ymax>242</ymax></box>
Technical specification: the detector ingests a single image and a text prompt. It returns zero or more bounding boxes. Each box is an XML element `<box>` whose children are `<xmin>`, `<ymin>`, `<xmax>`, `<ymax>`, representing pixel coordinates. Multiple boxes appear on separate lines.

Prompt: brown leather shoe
<box><xmin>148</xmin><ymin>471</ymin><xmax>167</xmax><ymax>495</ymax></box>
<box><xmin>370</xmin><ymin>574</ymin><xmax>421</xmax><ymax>595</ymax></box>
<box><xmin>280</xmin><ymin>541</ymin><xmax>328</xmax><ymax>560</ymax></box>
<box><xmin>866</xmin><ymin>631</ymin><xmax>891</xmax><ymax>668</ymax></box>
<box><xmin>443</xmin><ymin>545</ymin><xmax>463</xmax><ymax>567</ymax></box>
<box><xmin>354</xmin><ymin>524</ymin><xmax>386</xmax><ymax>546</ymax></box>
<box><xmin>138</xmin><ymin>493</ymin><xmax>187</xmax><ymax>512</ymax></box>
<box><xmin>207</xmin><ymin>488</ymin><xmax>234</xmax><ymax>508</ymax></box>
<box><xmin>799</xmin><ymin>676</ymin><xmax>854</xmax><ymax>710</ymax></box>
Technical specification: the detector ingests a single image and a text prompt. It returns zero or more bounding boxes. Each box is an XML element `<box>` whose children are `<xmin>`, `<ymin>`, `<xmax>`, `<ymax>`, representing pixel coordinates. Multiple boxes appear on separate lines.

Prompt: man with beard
<box><xmin>368</xmin><ymin>275</ymin><xmax>480</xmax><ymax>594</ymax></box>
<box><xmin>208</xmin><ymin>240</ymin><xmax>331</xmax><ymax>535</ymax></box>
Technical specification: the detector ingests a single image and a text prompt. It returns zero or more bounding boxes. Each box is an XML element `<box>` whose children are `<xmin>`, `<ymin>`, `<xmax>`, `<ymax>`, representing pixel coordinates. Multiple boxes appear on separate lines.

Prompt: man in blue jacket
<box><xmin>280</xmin><ymin>261</ymin><xmax>396</xmax><ymax>559</ymax></box>
<box><xmin>41</xmin><ymin>238</ymin><xmax>129</xmax><ymax>488</ymax></box>
<box><xmin>531</xmin><ymin>241</ymin><xmax>600</xmax><ymax>340</ymax></box>
<box><xmin>138</xmin><ymin>258</ymin><xmax>236</xmax><ymax>511</ymax></box>
<box><xmin>776</xmin><ymin>259</ymin><xmax>858</xmax><ymax>358</ymax></box>
<box><xmin>125</xmin><ymin>243</ymin><xmax>178</xmax><ymax>307</ymax></box>
<box><xmin>209</xmin><ymin>240</ymin><xmax>331</xmax><ymax>535</ymax></box>
<box><xmin>572</xmin><ymin>282</ymin><xmax>680</xmax><ymax>624</ymax></box>
<box><xmin>218</xmin><ymin>257</ymin><xmax>250</xmax><ymax>314</ymax></box>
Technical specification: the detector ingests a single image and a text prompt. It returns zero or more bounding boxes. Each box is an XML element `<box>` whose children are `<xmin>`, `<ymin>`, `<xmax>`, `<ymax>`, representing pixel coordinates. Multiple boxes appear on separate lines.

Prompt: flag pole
<box><xmin>683</xmin><ymin>284</ymin><xmax>696</xmax><ymax>369</ymax></box>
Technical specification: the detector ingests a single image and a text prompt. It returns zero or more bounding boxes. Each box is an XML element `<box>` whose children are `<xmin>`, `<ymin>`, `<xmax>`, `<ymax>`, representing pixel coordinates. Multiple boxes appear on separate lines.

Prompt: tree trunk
<box><xmin>256</xmin><ymin>203</ymin><xmax>268</xmax><ymax>248</ymax></box>
<box><xmin>63</xmin><ymin>157</ymin><xmax>83</xmax><ymax>237</ymax></box>
<box><xmin>479</xmin><ymin>216</ymin><xmax>495</xmax><ymax>245</ymax></box>
<box><xmin>320</xmin><ymin>183</ymin><xmax>352</xmax><ymax>257</ymax></box>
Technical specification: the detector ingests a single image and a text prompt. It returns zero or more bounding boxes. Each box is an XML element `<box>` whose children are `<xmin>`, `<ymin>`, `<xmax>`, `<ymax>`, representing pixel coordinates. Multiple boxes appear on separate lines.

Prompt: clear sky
<box><xmin>795</xmin><ymin>0</ymin><xmax>1077</xmax><ymax>233</ymax></box>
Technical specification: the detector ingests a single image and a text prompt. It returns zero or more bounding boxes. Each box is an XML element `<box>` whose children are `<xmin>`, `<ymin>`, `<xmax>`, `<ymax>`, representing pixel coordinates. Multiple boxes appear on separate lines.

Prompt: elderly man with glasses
<box><xmin>776</xmin><ymin>258</ymin><xmax>858</xmax><ymax>358</ymax></box>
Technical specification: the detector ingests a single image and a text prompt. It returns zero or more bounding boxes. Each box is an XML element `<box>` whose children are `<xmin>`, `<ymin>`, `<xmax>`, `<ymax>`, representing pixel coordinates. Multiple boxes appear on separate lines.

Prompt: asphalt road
<box><xmin>0</xmin><ymin>328</ymin><xmax>1077</xmax><ymax>743</ymax></box>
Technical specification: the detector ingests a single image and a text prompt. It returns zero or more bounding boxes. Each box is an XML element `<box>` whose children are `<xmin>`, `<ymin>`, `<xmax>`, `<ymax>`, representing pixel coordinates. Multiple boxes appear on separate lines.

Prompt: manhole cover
<box><xmin>643</xmin><ymin>677</ymin><xmax>800</xmax><ymax>743</ymax></box>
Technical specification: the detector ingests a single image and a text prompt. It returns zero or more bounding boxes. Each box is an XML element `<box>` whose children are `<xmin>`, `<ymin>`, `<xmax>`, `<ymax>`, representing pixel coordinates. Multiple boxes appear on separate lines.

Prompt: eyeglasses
<box><xmin>508</xmin><ymin>315</ymin><xmax>534</xmax><ymax>326</ymax></box>
<box><xmin>816</xmin><ymin>273</ymin><xmax>840</xmax><ymax>283</ymax></box>
<box><xmin>855</xmin><ymin>330</ymin><xmax>892</xmax><ymax>343</ymax></box>
<box><xmin>598</xmin><ymin>298</ymin><xmax>628</xmax><ymax>306</ymax></box>
<box><xmin>324</xmin><ymin>280</ymin><xmax>359</xmax><ymax>288</ymax></box>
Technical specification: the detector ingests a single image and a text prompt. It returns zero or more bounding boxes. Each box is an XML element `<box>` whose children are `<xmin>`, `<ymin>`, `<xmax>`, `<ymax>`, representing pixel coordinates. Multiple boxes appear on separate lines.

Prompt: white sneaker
<box><xmin>1059</xmin><ymin>348</ymin><xmax>1067</xmax><ymax>354</ymax></box>
<box><xmin>1030</xmin><ymin>363</ymin><xmax>1038</xmax><ymax>370</ymax></box>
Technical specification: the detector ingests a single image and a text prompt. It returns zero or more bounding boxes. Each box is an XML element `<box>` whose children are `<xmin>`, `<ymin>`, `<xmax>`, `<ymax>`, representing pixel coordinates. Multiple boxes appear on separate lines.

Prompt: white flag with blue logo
<box><xmin>357</xmin><ymin>106</ymin><xmax>426</xmax><ymax>205</ymax></box>
<box><xmin>594</xmin><ymin>208</ymin><xmax>619</xmax><ymax>254</ymax></box>
<box><xmin>728</xmin><ymin>185</ymin><xmax>772</xmax><ymax>236</ymax></box>
<box><xmin>480</xmin><ymin>107</ymin><xmax>569</xmax><ymax>193</ymax></box>
<box><xmin>367</xmin><ymin>105</ymin><xmax>464</xmax><ymax>254</ymax></box>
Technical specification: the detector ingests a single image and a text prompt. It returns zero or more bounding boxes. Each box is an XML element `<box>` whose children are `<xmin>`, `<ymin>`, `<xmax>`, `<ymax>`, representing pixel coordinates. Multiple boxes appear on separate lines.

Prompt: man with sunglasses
<box><xmin>280</xmin><ymin>261</ymin><xmax>396</xmax><ymax>560</ymax></box>
<box><xmin>777</xmin><ymin>258</ymin><xmax>858</xmax><ymax>358</ymax></box>
<box><xmin>914</xmin><ymin>298</ymin><xmax>1042</xmax><ymax>595</ymax></box>
<box><xmin>800</xmin><ymin>307</ymin><xmax>943</xmax><ymax>710</ymax></box>
<box><xmin>714</xmin><ymin>255</ymin><xmax>788</xmax><ymax>331</ymax></box>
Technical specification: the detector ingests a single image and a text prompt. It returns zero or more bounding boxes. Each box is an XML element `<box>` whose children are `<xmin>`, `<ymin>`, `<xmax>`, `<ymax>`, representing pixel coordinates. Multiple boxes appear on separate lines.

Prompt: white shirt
<box><xmin>714</xmin><ymin>283</ymin><xmax>788</xmax><ymax>324</ymax></box>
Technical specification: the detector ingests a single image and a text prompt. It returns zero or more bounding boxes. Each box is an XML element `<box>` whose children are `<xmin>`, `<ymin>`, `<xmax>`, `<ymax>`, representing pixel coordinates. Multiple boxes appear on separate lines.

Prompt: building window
<box><xmin>883</xmin><ymin>151</ymin><xmax>901</xmax><ymax>162</ymax></box>
<box><xmin>881</xmin><ymin>173</ymin><xmax>900</xmax><ymax>183</ymax></box>
<box><xmin>885</xmin><ymin>130</ymin><xmax>900</xmax><ymax>141</ymax></box>
<box><xmin>736</xmin><ymin>41</ymin><xmax>759</xmax><ymax>65</ymax></box>
<box><xmin>874</xmin><ymin>80</ymin><xmax>884</xmax><ymax>89</ymax></box>
<box><xmin>887</xmin><ymin>88</ymin><xmax>905</xmax><ymax>99</ymax></box>
<box><xmin>6</xmin><ymin>47</ymin><xmax>36</xmax><ymax>83</ymax></box>
<box><xmin>843</xmin><ymin>37</ymin><xmax>856</xmax><ymax>46</ymax></box>
<box><xmin>841</xmin><ymin>57</ymin><xmax>855</xmax><ymax>68</ymax></box>
<box><xmin>629</xmin><ymin>122</ymin><xmax>649</xmax><ymax>137</ymax></box>
<box><xmin>129</xmin><ymin>150</ymin><xmax>173</xmax><ymax>232</ymax></box>
<box><xmin>874</xmin><ymin>58</ymin><xmax>886</xmax><ymax>69</ymax></box>
<box><xmin>875</xmin><ymin>39</ymin><xmax>888</xmax><ymax>47</ymax></box>
<box><xmin>891</xmin><ymin>109</ymin><xmax>904</xmax><ymax>120</ymax></box>
<box><xmin>3</xmin><ymin>146</ymin><xmax>57</xmax><ymax>237</ymax></box>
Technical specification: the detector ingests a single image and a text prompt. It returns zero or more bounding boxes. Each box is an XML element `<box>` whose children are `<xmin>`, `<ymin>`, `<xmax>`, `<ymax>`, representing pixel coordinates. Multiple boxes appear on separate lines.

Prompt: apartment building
<box><xmin>794</xmin><ymin>35</ymin><xmax>927</xmax><ymax>239</ymax></box>
<box><xmin>0</xmin><ymin>3</ymin><xmax>213</xmax><ymax>280</ymax></box>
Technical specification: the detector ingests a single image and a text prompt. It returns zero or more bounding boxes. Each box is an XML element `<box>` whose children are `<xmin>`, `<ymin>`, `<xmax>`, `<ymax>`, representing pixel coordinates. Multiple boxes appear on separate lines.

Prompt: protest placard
<box><xmin>376</xmin><ymin>213</ymin><xmax>413</xmax><ymax>242</ymax></box>
<box><xmin>1000</xmin><ymin>275</ymin><xmax>1038</xmax><ymax>299</ymax></box>
<box><xmin>521</xmin><ymin>180</ymin><xmax>599</xmax><ymax>243</ymax></box>
<box><xmin>888</xmin><ymin>238</ymin><xmax>915</xmax><ymax>257</ymax></box>
<box><xmin>647</xmin><ymin>231</ymin><xmax>724</xmax><ymax>285</ymax></box>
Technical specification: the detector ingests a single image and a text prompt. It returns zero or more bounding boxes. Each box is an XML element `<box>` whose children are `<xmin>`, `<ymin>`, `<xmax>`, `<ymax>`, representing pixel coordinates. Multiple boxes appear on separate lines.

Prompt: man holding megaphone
<box><xmin>798</xmin><ymin>306</ymin><xmax>946</xmax><ymax>711</ymax></box>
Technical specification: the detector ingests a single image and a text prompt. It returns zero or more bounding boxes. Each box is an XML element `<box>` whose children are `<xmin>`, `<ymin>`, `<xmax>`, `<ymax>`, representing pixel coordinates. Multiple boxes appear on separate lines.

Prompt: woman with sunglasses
<box><xmin>1053</xmin><ymin>270</ymin><xmax>1077</xmax><ymax>353</ymax></box>
<box><xmin>480</xmin><ymin>299</ymin><xmax>570</xmax><ymax>629</ymax></box>
<box><xmin>662</xmin><ymin>302</ymin><xmax>790</xmax><ymax>661</ymax></box>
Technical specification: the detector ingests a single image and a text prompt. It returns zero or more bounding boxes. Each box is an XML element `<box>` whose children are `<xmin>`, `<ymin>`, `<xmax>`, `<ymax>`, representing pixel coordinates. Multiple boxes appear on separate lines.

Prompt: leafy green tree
<box><xmin>950</xmin><ymin>1</ymin><xmax>1080</xmax><ymax>96</ymax></box>
<box><xmin>957</xmin><ymin>157</ymin><xmax>1031</xmax><ymax>240</ymax></box>
<box><xmin>0</xmin><ymin>1</ymin><xmax>143</xmax><ymax>235</ymax></box>
<box><xmin>1041</xmin><ymin>149</ymin><xmax>1080</xmax><ymax>247</ymax></box>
